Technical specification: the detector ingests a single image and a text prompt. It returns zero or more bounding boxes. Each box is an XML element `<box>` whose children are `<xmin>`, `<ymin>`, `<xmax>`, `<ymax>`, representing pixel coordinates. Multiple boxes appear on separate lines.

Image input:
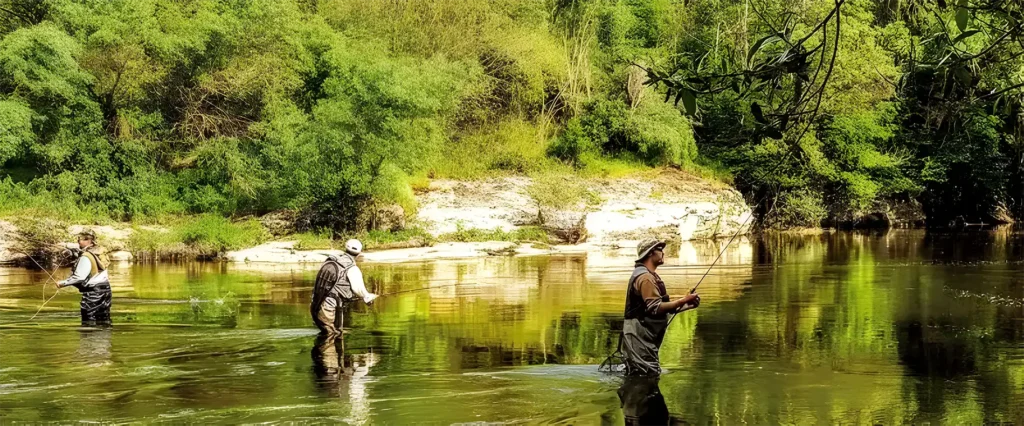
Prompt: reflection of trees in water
<box><xmin>658</xmin><ymin>229</ymin><xmax>1023</xmax><ymax>424</ymax></box>
<box><xmin>352</xmin><ymin>256</ymin><xmax>620</xmax><ymax>370</ymax></box>
<box><xmin>71</xmin><ymin>230</ymin><xmax>1019</xmax><ymax>423</ymax></box>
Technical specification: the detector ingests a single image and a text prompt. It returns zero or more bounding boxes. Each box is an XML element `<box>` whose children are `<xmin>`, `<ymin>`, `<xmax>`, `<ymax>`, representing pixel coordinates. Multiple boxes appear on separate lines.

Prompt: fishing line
<box><xmin>378</xmin><ymin>282</ymin><xmax>463</xmax><ymax>297</ymax></box>
<box><xmin>599</xmin><ymin>151</ymin><xmax>796</xmax><ymax>373</ymax></box>
<box><xmin>22</xmin><ymin>250</ymin><xmax>72</xmax><ymax>320</ymax></box>
<box><xmin>7</xmin><ymin>233</ymin><xmax>74</xmax><ymax>321</ymax></box>
<box><xmin>598</xmin><ymin>210</ymin><xmax>754</xmax><ymax>373</ymax></box>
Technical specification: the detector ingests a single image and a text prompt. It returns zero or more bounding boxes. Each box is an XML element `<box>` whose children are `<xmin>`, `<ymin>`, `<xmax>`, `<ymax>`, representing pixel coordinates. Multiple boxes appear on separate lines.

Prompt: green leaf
<box><xmin>951</xmin><ymin>29</ymin><xmax>980</xmax><ymax>45</ymax></box>
<box><xmin>696</xmin><ymin>52</ymin><xmax>709</xmax><ymax>72</ymax></box>
<box><xmin>680</xmin><ymin>89</ymin><xmax>697</xmax><ymax>115</ymax></box>
<box><xmin>747</xmin><ymin>35</ymin><xmax>779</xmax><ymax>66</ymax></box>
<box><xmin>956</xmin><ymin>7</ymin><xmax>969</xmax><ymax>32</ymax></box>
<box><xmin>751</xmin><ymin>103</ymin><xmax>766</xmax><ymax>124</ymax></box>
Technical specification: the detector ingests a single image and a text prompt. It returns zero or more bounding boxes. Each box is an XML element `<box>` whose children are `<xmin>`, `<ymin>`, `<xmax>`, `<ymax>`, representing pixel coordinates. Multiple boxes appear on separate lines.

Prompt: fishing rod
<box><xmin>377</xmin><ymin>281</ymin><xmax>468</xmax><ymax>297</ymax></box>
<box><xmin>686</xmin><ymin>209</ymin><xmax>756</xmax><ymax>295</ymax></box>
<box><xmin>598</xmin><ymin>213</ymin><xmax>753</xmax><ymax>373</ymax></box>
<box><xmin>599</xmin><ymin>150</ymin><xmax>797</xmax><ymax>373</ymax></box>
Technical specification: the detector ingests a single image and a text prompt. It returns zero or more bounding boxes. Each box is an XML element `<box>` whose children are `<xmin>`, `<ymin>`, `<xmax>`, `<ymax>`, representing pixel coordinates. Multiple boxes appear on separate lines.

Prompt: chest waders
<box><xmin>74</xmin><ymin>251</ymin><xmax>112</xmax><ymax>326</ymax></box>
<box><xmin>621</xmin><ymin>265</ymin><xmax>671</xmax><ymax>376</ymax></box>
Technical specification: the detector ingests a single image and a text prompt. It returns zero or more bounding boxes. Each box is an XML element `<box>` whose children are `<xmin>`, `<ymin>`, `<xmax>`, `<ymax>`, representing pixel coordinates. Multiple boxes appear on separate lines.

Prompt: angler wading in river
<box><xmin>57</xmin><ymin>230</ymin><xmax>112</xmax><ymax>326</ymax></box>
<box><xmin>310</xmin><ymin>239</ymin><xmax>378</xmax><ymax>337</ymax></box>
<box><xmin>622</xmin><ymin>238</ymin><xmax>700</xmax><ymax>376</ymax></box>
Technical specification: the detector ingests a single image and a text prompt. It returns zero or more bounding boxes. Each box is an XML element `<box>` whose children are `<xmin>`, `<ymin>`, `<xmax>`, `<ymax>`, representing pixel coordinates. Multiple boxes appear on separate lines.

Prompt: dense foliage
<box><xmin>0</xmin><ymin>0</ymin><xmax>1021</xmax><ymax>230</ymax></box>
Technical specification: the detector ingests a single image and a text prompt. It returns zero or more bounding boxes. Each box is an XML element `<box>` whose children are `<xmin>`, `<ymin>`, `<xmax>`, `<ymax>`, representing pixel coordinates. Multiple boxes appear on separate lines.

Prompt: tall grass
<box><xmin>129</xmin><ymin>215</ymin><xmax>269</xmax><ymax>259</ymax></box>
<box><xmin>438</xmin><ymin>224</ymin><xmax>549</xmax><ymax>244</ymax></box>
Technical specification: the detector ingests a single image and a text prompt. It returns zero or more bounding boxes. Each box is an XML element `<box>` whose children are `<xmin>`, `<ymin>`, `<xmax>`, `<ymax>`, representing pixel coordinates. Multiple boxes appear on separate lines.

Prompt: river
<box><xmin>1</xmin><ymin>229</ymin><xmax>1022</xmax><ymax>424</ymax></box>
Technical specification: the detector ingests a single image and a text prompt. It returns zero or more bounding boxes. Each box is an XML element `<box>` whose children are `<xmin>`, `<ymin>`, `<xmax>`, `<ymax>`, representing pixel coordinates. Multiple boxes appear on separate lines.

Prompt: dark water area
<box><xmin>1</xmin><ymin>229</ymin><xmax>1022</xmax><ymax>424</ymax></box>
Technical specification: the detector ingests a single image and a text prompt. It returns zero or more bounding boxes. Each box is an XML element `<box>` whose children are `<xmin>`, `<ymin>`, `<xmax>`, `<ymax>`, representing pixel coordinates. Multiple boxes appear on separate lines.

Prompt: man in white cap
<box><xmin>621</xmin><ymin>238</ymin><xmax>700</xmax><ymax>375</ymax></box>
<box><xmin>310</xmin><ymin>239</ymin><xmax>378</xmax><ymax>337</ymax></box>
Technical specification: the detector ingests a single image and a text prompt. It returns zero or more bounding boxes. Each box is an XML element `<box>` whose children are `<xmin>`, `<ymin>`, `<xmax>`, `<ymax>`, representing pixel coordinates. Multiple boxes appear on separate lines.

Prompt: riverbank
<box><xmin>0</xmin><ymin>169</ymin><xmax>752</xmax><ymax>265</ymax></box>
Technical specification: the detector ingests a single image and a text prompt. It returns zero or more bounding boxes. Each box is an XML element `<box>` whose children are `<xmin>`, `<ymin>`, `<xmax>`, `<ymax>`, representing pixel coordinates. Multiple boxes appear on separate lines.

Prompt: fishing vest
<box><xmin>81</xmin><ymin>250</ymin><xmax>105</xmax><ymax>280</ymax></box>
<box><xmin>326</xmin><ymin>253</ymin><xmax>356</xmax><ymax>300</ymax></box>
<box><xmin>623</xmin><ymin>264</ymin><xmax>669</xmax><ymax>321</ymax></box>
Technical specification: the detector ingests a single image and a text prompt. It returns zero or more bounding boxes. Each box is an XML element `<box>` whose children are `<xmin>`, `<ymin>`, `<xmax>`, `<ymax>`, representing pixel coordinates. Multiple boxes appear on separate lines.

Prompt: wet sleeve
<box><xmin>347</xmin><ymin>266</ymin><xmax>377</xmax><ymax>304</ymax></box>
<box><xmin>61</xmin><ymin>256</ymin><xmax>91</xmax><ymax>287</ymax></box>
<box><xmin>634</xmin><ymin>274</ymin><xmax>664</xmax><ymax>316</ymax></box>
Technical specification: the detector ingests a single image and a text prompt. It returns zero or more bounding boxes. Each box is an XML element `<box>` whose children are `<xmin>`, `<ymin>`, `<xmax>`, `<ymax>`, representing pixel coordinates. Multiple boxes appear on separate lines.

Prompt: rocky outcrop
<box><xmin>1</xmin><ymin>170</ymin><xmax>755</xmax><ymax>265</ymax></box>
<box><xmin>415</xmin><ymin>170</ymin><xmax>753</xmax><ymax>246</ymax></box>
<box><xmin>538</xmin><ymin>207</ymin><xmax>588</xmax><ymax>244</ymax></box>
<box><xmin>0</xmin><ymin>220</ymin><xmax>25</xmax><ymax>265</ymax></box>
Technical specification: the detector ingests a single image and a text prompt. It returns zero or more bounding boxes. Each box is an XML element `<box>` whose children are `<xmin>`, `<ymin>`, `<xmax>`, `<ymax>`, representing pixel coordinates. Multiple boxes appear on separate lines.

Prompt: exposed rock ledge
<box><xmin>416</xmin><ymin>170</ymin><xmax>752</xmax><ymax>245</ymax></box>
<box><xmin>1</xmin><ymin>170</ymin><xmax>752</xmax><ymax>265</ymax></box>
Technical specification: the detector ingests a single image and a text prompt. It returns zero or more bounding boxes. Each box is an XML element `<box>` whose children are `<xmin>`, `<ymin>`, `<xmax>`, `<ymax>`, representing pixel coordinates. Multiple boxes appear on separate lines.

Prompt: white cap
<box><xmin>345</xmin><ymin>239</ymin><xmax>363</xmax><ymax>256</ymax></box>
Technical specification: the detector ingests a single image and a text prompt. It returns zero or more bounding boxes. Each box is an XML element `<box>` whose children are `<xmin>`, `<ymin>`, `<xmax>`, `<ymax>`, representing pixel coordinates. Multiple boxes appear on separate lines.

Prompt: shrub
<box><xmin>768</xmin><ymin>190</ymin><xmax>828</xmax><ymax>229</ymax></box>
<box><xmin>548</xmin><ymin>97</ymin><xmax>696</xmax><ymax>168</ymax></box>
<box><xmin>177</xmin><ymin>215</ymin><xmax>269</xmax><ymax>253</ymax></box>
<box><xmin>440</xmin><ymin>224</ymin><xmax>549</xmax><ymax>243</ymax></box>
<box><xmin>292</xmin><ymin>229</ymin><xmax>335</xmax><ymax>250</ymax></box>
<box><xmin>9</xmin><ymin>217</ymin><xmax>69</xmax><ymax>267</ymax></box>
<box><xmin>130</xmin><ymin>215</ymin><xmax>269</xmax><ymax>258</ymax></box>
<box><xmin>526</xmin><ymin>173</ymin><xmax>601</xmax><ymax>209</ymax></box>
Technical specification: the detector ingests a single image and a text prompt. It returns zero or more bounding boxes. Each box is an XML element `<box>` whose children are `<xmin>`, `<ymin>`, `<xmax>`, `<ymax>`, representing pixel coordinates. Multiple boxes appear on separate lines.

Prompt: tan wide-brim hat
<box><xmin>635</xmin><ymin>238</ymin><xmax>666</xmax><ymax>262</ymax></box>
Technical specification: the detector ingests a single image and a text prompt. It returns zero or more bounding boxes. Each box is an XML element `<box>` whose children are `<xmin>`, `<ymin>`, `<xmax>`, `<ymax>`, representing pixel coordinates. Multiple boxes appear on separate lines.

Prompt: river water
<box><xmin>1</xmin><ymin>230</ymin><xmax>1021</xmax><ymax>424</ymax></box>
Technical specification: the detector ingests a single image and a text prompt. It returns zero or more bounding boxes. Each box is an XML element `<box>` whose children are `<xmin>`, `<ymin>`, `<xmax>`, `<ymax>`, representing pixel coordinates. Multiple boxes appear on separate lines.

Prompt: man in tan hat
<box><xmin>57</xmin><ymin>229</ymin><xmax>112</xmax><ymax>326</ymax></box>
<box><xmin>621</xmin><ymin>238</ymin><xmax>700</xmax><ymax>375</ymax></box>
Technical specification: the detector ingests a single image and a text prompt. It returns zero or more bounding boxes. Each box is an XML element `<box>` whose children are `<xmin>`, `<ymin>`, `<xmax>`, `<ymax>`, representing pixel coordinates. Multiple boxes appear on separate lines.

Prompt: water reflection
<box><xmin>0</xmin><ymin>229</ymin><xmax>1021</xmax><ymax>424</ymax></box>
<box><xmin>76</xmin><ymin>327</ymin><xmax>112</xmax><ymax>367</ymax></box>
<box><xmin>618</xmin><ymin>375</ymin><xmax>686</xmax><ymax>426</ymax></box>
<box><xmin>310</xmin><ymin>334</ymin><xmax>379</xmax><ymax>423</ymax></box>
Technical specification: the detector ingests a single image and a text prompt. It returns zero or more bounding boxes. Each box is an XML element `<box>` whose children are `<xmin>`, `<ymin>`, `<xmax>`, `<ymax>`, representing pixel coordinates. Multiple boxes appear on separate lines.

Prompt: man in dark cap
<box><xmin>57</xmin><ymin>229</ymin><xmax>112</xmax><ymax>326</ymax></box>
<box><xmin>621</xmin><ymin>238</ymin><xmax>700</xmax><ymax>375</ymax></box>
